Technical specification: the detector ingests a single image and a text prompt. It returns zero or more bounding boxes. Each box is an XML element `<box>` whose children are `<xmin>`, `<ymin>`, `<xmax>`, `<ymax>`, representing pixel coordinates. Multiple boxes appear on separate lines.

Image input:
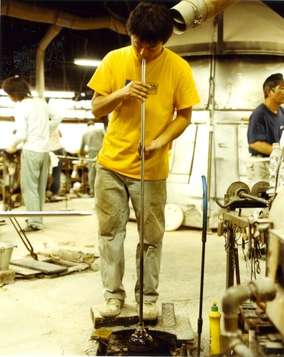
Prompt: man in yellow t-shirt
<box><xmin>87</xmin><ymin>2</ymin><xmax>200</xmax><ymax>319</ymax></box>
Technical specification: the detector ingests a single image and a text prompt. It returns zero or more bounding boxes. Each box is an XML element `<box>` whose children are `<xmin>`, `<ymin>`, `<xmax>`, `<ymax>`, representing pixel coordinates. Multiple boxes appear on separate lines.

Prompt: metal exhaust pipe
<box><xmin>170</xmin><ymin>0</ymin><xmax>239</xmax><ymax>34</ymax></box>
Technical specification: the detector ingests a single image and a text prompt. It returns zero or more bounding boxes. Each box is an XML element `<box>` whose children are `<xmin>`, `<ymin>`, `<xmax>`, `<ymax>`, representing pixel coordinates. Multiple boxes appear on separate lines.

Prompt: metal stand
<box><xmin>58</xmin><ymin>155</ymin><xmax>97</xmax><ymax>209</ymax></box>
<box><xmin>8</xmin><ymin>217</ymin><xmax>38</xmax><ymax>259</ymax></box>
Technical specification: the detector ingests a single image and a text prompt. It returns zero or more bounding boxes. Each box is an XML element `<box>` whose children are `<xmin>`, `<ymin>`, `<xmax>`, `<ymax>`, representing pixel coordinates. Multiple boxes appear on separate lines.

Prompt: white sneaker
<box><xmin>138</xmin><ymin>302</ymin><xmax>158</xmax><ymax>320</ymax></box>
<box><xmin>99</xmin><ymin>298</ymin><xmax>123</xmax><ymax>317</ymax></box>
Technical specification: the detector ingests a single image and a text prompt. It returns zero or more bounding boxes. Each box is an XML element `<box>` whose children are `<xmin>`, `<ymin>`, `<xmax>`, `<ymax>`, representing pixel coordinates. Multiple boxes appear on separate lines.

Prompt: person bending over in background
<box><xmin>247</xmin><ymin>73</ymin><xmax>284</xmax><ymax>184</ymax></box>
<box><xmin>2</xmin><ymin>75</ymin><xmax>62</xmax><ymax>231</ymax></box>
<box><xmin>79</xmin><ymin>120</ymin><xmax>105</xmax><ymax>197</ymax></box>
<box><xmin>87</xmin><ymin>2</ymin><xmax>199</xmax><ymax>319</ymax></box>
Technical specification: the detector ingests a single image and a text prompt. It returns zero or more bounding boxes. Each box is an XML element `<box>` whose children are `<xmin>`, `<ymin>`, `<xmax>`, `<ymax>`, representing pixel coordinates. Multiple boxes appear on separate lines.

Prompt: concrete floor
<box><xmin>0</xmin><ymin>197</ymin><xmax>259</xmax><ymax>356</ymax></box>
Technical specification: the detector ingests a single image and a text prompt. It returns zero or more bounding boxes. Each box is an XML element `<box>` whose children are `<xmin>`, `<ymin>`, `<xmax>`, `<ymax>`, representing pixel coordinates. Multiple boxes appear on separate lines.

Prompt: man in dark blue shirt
<box><xmin>247</xmin><ymin>73</ymin><xmax>284</xmax><ymax>183</ymax></box>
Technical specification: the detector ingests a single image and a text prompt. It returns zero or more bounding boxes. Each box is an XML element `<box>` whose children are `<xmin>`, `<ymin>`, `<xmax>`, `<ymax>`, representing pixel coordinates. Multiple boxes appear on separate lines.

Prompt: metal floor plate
<box><xmin>91</xmin><ymin>302</ymin><xmax>194</xmax><ymax>342</ymax></box>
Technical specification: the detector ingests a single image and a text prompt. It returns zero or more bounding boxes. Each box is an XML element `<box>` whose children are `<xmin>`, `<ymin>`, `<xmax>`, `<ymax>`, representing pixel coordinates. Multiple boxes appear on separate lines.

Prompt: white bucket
<box><xmin>0</xmin><ymin>242</ymin><xmax>17</xmax><ymax>271</ymax></box>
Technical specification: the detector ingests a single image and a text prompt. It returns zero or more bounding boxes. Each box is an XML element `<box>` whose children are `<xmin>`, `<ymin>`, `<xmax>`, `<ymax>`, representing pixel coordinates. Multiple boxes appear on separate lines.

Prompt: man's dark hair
<box><xmin>263</xmin><ymin>73</ymin><xmax>283</xmax><ymax>98</ymax></box>
<box><xmin>126</xmin><ymin>2</ymin><xmax>173</xmax><ymax>44</ymax></box>
<box><xmin>2</xmin><ymin>75</ymin><xmax>31</xmax><ymax>101</ymax></box>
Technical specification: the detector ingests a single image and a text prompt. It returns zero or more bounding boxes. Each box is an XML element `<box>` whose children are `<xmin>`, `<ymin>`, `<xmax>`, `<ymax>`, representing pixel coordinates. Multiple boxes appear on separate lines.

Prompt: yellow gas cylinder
<box><xmin>209</xmin><ymin>302</ymin><xmax>221</xmax><ymax>355</ymax></box>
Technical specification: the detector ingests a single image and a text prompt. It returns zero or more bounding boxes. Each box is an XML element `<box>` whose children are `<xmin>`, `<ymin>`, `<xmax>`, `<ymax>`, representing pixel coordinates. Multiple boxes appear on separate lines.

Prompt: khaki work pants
<box><xmin>87</xmin><ymin>149</ymin><xmax>99</xmax><ymax>196</ymax></box>
<box><xmin>95</xmin><ymin>163</ymin><xmax>166</xmax><ymax>303</ymax></box>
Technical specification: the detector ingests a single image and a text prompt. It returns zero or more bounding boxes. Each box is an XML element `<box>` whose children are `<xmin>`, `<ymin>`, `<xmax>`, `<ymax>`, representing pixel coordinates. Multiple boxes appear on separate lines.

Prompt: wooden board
<box><xmin>11</xmin><ymin>258</ymin><xmax>68</xmax><ymax>274</ymax></box>
<box><xmin>10</xmin><ymin>265</ymin><xmax>42</xmax><ymax>277</ymax></box>
<box><xmin>91</xmin><ymin>304</ymin><xmax>140</xmax><ymax>329</ymax></box>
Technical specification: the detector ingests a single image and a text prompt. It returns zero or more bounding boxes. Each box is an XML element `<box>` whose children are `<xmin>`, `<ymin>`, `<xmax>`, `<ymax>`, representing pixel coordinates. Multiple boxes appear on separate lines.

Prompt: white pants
<box><xmin>21</xmin><ymin>149</ymin><xmax>50</xmax><ymax>228</ymax></box>
<box><xmin>247</xmin><ymin>156</ymin><xmax>269</xmax><ymax>188</ymax></box>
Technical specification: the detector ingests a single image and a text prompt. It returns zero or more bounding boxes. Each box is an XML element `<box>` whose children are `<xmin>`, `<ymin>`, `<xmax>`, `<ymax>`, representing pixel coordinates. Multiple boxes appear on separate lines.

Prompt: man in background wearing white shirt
<box><xmin>2</xmin><ymin>75</ymin><xmax>61</xmax><ymax>231</ymax></box>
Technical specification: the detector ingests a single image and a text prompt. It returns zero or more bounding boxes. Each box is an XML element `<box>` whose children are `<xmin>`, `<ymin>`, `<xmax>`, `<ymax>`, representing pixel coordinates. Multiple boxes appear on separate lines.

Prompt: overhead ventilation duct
<box><xmin>36</xmin><ymin>25</ymin><xmax>62</xmax><ymax>97</ymax></box>
<box><xmin>0</xmin><ymin>0</ymin><xmax>127</xmax><ymax>95</ymax></box>
<box><xmin>170</xmin><ymin>0</ymin><xmax>239</xmax><ymax>34</ymax></box>
<box><xmin>0</xmin><ymin>0</ymin><xmax>127</xmax><ymax>34</ymax></box>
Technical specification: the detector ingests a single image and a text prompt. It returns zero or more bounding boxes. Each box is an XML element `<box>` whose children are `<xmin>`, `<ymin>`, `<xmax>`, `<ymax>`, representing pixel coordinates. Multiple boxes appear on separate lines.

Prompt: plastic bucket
<box><xmin>0</xmin><ymin>242</ymin><xmax>16</xmax><ymax>270</ymax></box>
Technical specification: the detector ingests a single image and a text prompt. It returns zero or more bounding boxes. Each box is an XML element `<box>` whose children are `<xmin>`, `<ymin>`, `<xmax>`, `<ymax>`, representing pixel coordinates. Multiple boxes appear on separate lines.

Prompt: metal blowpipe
<box><xmin>128</xmin><ymin>58</ymin><xmax>155</xmax><ymax>353</ymax></box>
<box><xmin>139</xmin><ymin>57</ymin><xmax>146</xmax><ymax>327</ymax></box>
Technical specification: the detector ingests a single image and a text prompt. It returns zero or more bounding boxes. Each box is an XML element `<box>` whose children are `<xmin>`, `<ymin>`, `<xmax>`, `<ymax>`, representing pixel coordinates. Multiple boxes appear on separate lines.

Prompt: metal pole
<box><xmin>128</xmin><ymin>58</ymin><xmax>154</xmax><ymax>353</ymax></box>
<box><xmin>197</xmin><ymin>175</ymin><xmax>208</xmax><ymax>356</ymax></box>
<box><xmin>138</xmin><ymin>57</ymin><xmax>146</xmax><ymax>327</ymax></box>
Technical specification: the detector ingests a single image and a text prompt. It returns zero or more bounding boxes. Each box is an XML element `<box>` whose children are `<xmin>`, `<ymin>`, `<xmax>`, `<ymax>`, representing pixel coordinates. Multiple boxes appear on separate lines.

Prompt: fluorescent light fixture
<box><xmin>0</xmin><ymin>108</ymin><xmax>14</xmax><ymax>116</ymax></box>
<box><xmin>0</xmin><ymin>96</ymin><xmax>14</xmax><ymax>107</ymax></box>
<box><xmin>74</xmin><ymin>58</ymin><xmax>102</xmax><ymax>67</ymax></box>
<box><xmin>42</xmin><ymin>91</ymin><xmax>75</xmax><ymax>98</ymax></box>
<box><xmin>0</xmin><ymin>89</ymin><xmax>74</xmax><ymax>99</ymax></box>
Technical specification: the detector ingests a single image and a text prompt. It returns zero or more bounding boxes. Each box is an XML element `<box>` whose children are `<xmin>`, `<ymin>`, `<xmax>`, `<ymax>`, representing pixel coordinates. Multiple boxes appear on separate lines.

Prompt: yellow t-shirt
<box><xmin>87</xmin><ymin>46</ymin><xmax>199</xmax><ymax>180</ymax></box>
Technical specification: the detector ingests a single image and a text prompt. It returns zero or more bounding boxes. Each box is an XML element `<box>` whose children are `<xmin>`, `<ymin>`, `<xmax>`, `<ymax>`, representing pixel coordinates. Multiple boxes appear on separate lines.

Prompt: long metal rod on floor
<box><xmin>0</xmin><ymin>210</ymin><xmax>92</xmax><ymax>217</ymax></box>
<box><xmin>138</xmin><ymin>57</ymin><xmax>146</xmax><ymax>327</ymax></box>
<box><xmin>5</xmin><ymin>211</ymin><xmax>92</xmax><ymax>260</ymax></box>
<box><xmin>197</xmin><ymin>175</ymin><xmax>208</xmax><ymax>356</ymax></box>
<box><xmin>56</xmin><ymin>155</ymin><xmax>96</xmax><ymax>162</ymax></box>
